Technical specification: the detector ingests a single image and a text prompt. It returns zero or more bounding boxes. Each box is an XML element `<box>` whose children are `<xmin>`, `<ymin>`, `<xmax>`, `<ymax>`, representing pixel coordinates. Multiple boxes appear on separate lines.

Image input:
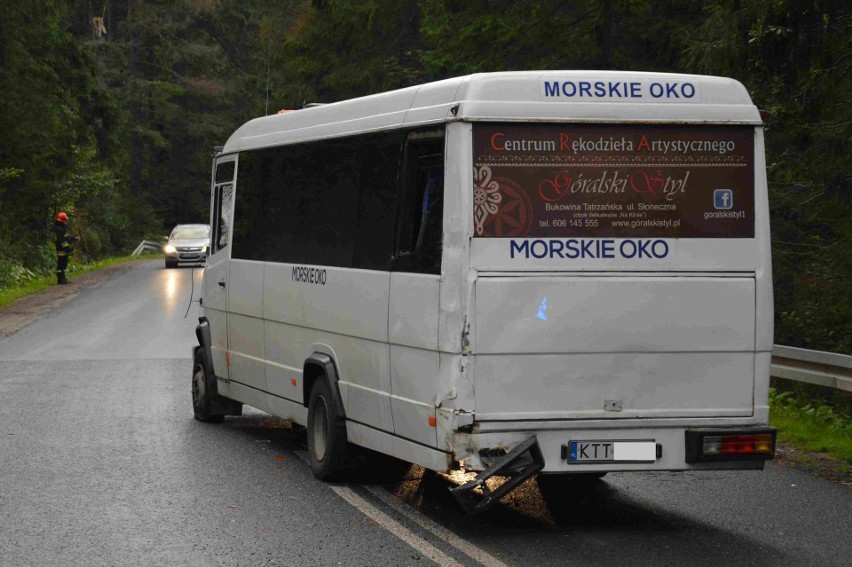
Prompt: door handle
<box><xmin>218</xmin><ymin>280</ymin><xmax>226</xmax><ymax>288</ymax></box>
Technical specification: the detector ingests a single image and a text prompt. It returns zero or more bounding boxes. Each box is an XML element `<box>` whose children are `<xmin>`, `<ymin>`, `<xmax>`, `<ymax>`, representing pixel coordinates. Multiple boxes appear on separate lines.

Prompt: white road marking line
<box><xmin>364</xmin><ymin>486</ymin><xmax>508</xmax><ymax>567</ymax></box>
<box><xmin>294</xmin><ymin>450</ymin><xmax>505</xmax><ymax>566</ymax></box>
<box><xmin>293</xmin><ymin>451</ymin><xmax>470</xmax><ymax>567</ymax></box>
<box><xmin>331</xmin><ymin>485</ymin><xmax>465</xmax><ymax>567</ymax></box>
<box><xmin>294</xmin><ymin>451</ymin><xmax>464</xmax><ymax>565</ymax></box>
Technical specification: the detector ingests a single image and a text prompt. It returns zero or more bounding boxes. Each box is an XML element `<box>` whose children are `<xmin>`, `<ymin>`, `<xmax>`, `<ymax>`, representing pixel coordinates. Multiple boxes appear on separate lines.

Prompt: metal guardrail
<box><xmin>772</xmin><ymin>345</ymin><xmax>852</xmax><ymax>392</ymax></box>
<box><xmin>132</xmin><ymin>240</ymin><xmax>164</xmax><ymax>256</ymax></box>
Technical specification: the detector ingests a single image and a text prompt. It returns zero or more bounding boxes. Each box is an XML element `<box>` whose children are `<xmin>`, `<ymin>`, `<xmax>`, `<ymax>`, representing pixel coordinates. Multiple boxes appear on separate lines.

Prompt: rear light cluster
<box><xmin>685</xmin><ymin>428</ymin><xmax>776</xmax><ymax>463</ymax></box>
<box><xmin>702</xmin><ymin>434</ymin><xmax>774</xmax><ymax>456</ymax></box>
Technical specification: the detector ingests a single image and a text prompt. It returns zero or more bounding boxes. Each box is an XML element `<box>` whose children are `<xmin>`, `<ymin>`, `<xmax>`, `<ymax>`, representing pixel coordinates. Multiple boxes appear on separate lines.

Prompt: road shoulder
<box><xmin>774</xmin><ymin>443</ymin><xmax>851</xmax><ymax>487</ymax></box>
<box><xmin>0</xmin><ymin>261</ymin><xmax>141</xmax><ymax>340</ymax></box>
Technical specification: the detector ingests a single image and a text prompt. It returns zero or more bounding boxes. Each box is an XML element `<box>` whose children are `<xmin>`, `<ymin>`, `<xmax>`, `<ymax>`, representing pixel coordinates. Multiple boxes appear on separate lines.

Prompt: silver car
<box><xmin>163</xmin><ymin>224</ymin><xmax>210</xmax><ymax>268</ymax></box>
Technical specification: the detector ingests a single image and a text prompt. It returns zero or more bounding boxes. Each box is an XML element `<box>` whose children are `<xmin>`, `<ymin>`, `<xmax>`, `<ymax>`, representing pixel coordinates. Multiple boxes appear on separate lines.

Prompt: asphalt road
<box><xmin>0</xmin><ymin>260</ymin><xmax>849</xmax><ymax>566</ymax></box>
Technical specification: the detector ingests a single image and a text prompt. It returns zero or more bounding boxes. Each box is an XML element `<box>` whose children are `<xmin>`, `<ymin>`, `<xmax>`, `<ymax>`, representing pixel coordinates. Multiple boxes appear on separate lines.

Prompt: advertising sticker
<box><xmin>472</xmin><ymin>124</ymin><xmax>754</xmax><ymax>239</ymax></box>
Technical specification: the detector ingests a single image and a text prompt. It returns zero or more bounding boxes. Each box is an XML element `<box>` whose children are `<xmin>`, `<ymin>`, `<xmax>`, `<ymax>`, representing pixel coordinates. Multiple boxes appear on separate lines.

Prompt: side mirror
<box><xmin>162</xmin><ymin>236</ymin><xmax>169</xmax><ymax>242</ymax></box>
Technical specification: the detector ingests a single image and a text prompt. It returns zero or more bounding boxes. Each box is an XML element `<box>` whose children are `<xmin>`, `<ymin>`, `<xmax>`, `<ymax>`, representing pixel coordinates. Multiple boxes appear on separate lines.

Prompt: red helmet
<box><xmin>56</xmin><ymin>212</ymin><xmax>68</xmax><ymax>223</ymax></box>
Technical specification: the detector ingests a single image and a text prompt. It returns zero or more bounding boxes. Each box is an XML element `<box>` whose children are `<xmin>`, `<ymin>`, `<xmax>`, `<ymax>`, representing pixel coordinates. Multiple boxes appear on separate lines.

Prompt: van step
<box><xmin>449</xmin><ymin>436</ymin><xmax>544</xmax><ymax>515</ymax></box>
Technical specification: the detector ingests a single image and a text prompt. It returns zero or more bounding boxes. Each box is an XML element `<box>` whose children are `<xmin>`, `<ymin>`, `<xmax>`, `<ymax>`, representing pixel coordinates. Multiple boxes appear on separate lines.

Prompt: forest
<box><xmin>0</xmin><ymin>0</ymin><xmax>849</xmax><ymax>352</ymax></box>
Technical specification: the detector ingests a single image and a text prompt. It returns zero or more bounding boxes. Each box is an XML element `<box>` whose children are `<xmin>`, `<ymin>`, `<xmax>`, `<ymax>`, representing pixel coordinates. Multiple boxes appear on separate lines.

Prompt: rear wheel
<box><xmin>307</xmin><ymin>378</ymin><xmax>348</xmax><ymax>480</ymax></box>
<box><xmin>192</xmin><ymin>348</ymin><xmax>224</xmax><ymax>423</ymax></box>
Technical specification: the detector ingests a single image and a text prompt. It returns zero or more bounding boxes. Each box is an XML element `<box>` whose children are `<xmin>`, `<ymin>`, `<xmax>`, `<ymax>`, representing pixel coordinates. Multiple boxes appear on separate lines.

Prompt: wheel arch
<box><xmin>303</xmin><ymin>353</ymin><xmax>345</xmax><ymax>419</ymax></box>
<box><xmin>192</xmin><ymin>322</ymin><xmax>242</xmax><ymax>418</ymax></box>
<box><xmin>194</xmin><ymin>316</ymin><xmax>215</xmax><ymax>378</ymax></box>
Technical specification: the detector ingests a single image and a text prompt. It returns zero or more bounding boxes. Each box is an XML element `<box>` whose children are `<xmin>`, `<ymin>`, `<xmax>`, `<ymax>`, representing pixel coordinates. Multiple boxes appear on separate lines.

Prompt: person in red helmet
<box><xmin>54</xmin><ymin>212</ymin><xmax>80</xmax><ymax>284</ymax></box>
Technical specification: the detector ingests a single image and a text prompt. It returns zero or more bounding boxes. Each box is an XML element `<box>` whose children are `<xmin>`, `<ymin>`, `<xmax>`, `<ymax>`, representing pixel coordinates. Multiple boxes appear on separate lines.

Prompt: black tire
<box><xmin>192</xmin><ymin>348</ymin><xmax>225</xmax><ymax>423</ymax></box>
<box><xmin>165</xmin><ymin>259</ymin><xmax>177</xmax><ymax>269</ymax></box>
<box><xmin>307</xmin><ymin>378</ymin><xmax>348</xmax><ymax>480</ymax></box>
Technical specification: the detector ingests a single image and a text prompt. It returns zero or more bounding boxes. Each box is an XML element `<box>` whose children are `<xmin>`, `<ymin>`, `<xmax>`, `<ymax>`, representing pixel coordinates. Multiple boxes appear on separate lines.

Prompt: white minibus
<box><xmin>192</xmin><ymin>71</ymin><xmax>776</xmax><ymax>514</ymax></box>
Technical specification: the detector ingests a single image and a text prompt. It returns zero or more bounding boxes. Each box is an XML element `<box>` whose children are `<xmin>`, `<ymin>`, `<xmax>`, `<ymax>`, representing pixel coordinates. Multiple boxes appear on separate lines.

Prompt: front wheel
<box><xmin>192</xmin><ymin>348</ymin><xmax>224</xmax><ymax>423</ymax></box>
<box><xmin>307</xmin><ymin>378</ymin><xmax>348</xmax><ymax>480</ymax></box>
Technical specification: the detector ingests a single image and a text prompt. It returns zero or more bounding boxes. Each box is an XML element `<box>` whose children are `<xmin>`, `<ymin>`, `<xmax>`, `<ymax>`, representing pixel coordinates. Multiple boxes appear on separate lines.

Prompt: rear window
<box><xmin>472</xmin><ymin>124</ymin><xmax>754</xmax><ymax>239</ymax></box>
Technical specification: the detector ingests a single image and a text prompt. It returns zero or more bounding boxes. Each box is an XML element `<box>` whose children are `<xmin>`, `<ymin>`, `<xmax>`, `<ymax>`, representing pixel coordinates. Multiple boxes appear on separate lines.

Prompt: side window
<box><xmin>351</xmin><ymin>133</ymin><xmax>403</xmax><ymax>270</ymax></box>
<box><xmin>216</xmin><ymin>183</ymin><xmax>233</xmax><ymax>252</ymax></box>
<box><xmin>232</xmin><ymin>131</ymin><xmax>403</xmax><ymax>269</ymax></box>
<box><xmin>215</xmin><ymin>161</ymin><xmax>235</xmax><ymax>184</ymax></box>
<box><xmin>211</xmin><ymin>160</ymin><xmax>235</xmax><ymax>256</ymax></box>
<box><xmin>231</xmin><ymin>151</ymin><xmax>271</xmax><ymax>261</ymax></box>
<box><xmin>393</xmin><ymin>130</ymin><xmax>445</xmax><ymax>274</ymax></box>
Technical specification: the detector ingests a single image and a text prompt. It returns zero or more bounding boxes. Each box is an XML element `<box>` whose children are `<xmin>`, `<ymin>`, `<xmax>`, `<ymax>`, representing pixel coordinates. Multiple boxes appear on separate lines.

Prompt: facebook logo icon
<box><xmin>714</xmin><ymin>189</ymin><xmax>733</xmax><ymax>210</ymax></box>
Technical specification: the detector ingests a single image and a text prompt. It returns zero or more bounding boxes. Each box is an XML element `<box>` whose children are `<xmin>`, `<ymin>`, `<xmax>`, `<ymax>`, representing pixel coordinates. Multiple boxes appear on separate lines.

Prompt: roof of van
<box><xmin>222</xmin><ymin>71</ymin><xmax>761</xmax><ymax>154</ymax></box>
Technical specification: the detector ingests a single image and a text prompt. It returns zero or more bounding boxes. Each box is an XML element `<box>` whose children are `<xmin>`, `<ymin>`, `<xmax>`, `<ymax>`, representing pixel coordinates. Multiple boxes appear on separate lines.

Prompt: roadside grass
<box><xmin>0</xmin><ymin>255</ymin><xmax>155</xmax><ymax>309</ymax></box>
<box><xmin>769</xmin><ymin>385</ymin><xmax>852</xmax><ymax>472</ymax></box>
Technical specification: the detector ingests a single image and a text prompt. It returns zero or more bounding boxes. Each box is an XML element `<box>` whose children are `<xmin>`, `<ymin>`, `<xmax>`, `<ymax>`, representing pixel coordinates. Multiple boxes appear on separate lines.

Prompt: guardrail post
<box><xmin>131</xmin><ymin>240</ymin><xmax>165</xmax><ymax>256</ymax></box>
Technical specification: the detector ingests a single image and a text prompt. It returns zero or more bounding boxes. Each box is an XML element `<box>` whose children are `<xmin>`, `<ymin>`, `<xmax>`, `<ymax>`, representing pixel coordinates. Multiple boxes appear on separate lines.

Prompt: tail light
<box><xmin>686</xmin><ymin>429</ymin><xmax>776</xmax><ymax>463</ymax></box>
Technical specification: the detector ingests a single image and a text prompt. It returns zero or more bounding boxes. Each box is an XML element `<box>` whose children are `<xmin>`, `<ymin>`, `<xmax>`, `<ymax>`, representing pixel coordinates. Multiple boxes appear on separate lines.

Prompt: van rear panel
<box><xmin>461</xmin><ymin>119</ymin><xmax>771</xmax><ymax>471</ymax></box>
<box><xmin>473</xmin><ymin>275</ymin><xmax>755</xmax><ymax>420</ymax></box>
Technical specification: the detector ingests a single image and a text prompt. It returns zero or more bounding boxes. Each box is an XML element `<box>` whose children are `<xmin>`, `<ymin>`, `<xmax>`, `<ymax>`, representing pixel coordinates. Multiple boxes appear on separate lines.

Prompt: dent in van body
<box><xmin>430</xmin><ymin>121</ymin><xmax>478</xmax><ymax>456</ymax></box>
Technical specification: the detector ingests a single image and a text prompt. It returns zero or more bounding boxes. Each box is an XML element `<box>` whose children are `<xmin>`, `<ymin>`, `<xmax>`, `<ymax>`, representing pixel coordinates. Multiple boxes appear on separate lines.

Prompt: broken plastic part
<box><xmin>449</xmin><ymin>436</ymin><xmax>544</xmax><ymax>515</ymax></box>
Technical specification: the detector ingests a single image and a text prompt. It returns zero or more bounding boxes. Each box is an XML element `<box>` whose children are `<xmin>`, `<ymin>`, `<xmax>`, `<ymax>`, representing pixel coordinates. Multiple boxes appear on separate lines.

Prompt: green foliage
<box><xmin>419</xmin><ymin>1</ymin><xmax>704</xmax><ymax>75</ymax></box>
<box><xmin>680</xmin><ymin>0</ymin><xmax>852</xmax><ymax>353</ymax></box>
<box><xmin>770</xmin><ymin>387</ymin><xmax>851</xmax><ymax>435</ymax></box>
<box><xmin>0</xmin><ymin>259</ymin><xmax>38</xmax><ymax>289</ymax></box>
<box><xmin>277</xmin><ymin>1</ymin><xmax>425</xmax><ymax>102</ymax></box>
<box><xmin>0</xmin><ymin>1</ymin><xmax>136</xmax><ymax>271</ymax></box>
<box><xmin>0</xmin><ymin>255</ymin><xmax>148</xmax><ymax>308</ymax></box>
<box><xmin>769</xmin><ymin>386</ymin><xmax>852</xmax><ymax>463</ymax></box>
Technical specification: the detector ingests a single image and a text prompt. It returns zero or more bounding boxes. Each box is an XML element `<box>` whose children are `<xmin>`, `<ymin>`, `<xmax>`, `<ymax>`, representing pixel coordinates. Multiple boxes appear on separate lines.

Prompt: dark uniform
<box><xmin>54</xmin><ymin>214</ymin><xmax>79</xmax><ymax>284</ymax></box>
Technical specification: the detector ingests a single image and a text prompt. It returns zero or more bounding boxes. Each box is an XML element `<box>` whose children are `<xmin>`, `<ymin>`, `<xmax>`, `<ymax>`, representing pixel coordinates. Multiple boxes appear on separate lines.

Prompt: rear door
<box><xmin>203</xmin><ymin>157</ymin><xmax>236</xmax><ymax>380</ymax></box>
<box><xmin>474</xmin><ymin>274</ymin><xmax>755</xmax><ymax>419</ymax></box>
<box><xmin>388</xmin><ymin>129</ymin><xmax>445</xmax><ymax>447</ymax></box>
<box><xmin>469</xmin><ymin>122</ymin><xmax>764</xmax><ymax>420</ymax></box>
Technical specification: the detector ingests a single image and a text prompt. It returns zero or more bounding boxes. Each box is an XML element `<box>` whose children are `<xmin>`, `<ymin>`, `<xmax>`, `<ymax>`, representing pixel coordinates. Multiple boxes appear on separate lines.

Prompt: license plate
<box><xmin>568</xmin><ymin>441</ymin><xmax>656</xmax><ymax>462</ymax></box>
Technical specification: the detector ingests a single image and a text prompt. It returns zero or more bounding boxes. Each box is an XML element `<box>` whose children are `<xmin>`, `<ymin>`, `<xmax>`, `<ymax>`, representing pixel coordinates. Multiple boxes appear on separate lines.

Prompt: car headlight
<box><xmin>201</xmin><ymin>245</ymin><xmax>208</xmax><ymax>253</ymax></box>
<box><xmin>163</xmin><ymin>244</ymin><xmax>176</xmax><ymax>254</ymax></box>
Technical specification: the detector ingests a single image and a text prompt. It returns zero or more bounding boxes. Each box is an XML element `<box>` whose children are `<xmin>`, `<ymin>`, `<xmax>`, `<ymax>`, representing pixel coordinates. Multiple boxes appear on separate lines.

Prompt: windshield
<box><xmin>171</xmin><ymin>227</ymin><xmax>209</xmax><ymax>240</ymax></box>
